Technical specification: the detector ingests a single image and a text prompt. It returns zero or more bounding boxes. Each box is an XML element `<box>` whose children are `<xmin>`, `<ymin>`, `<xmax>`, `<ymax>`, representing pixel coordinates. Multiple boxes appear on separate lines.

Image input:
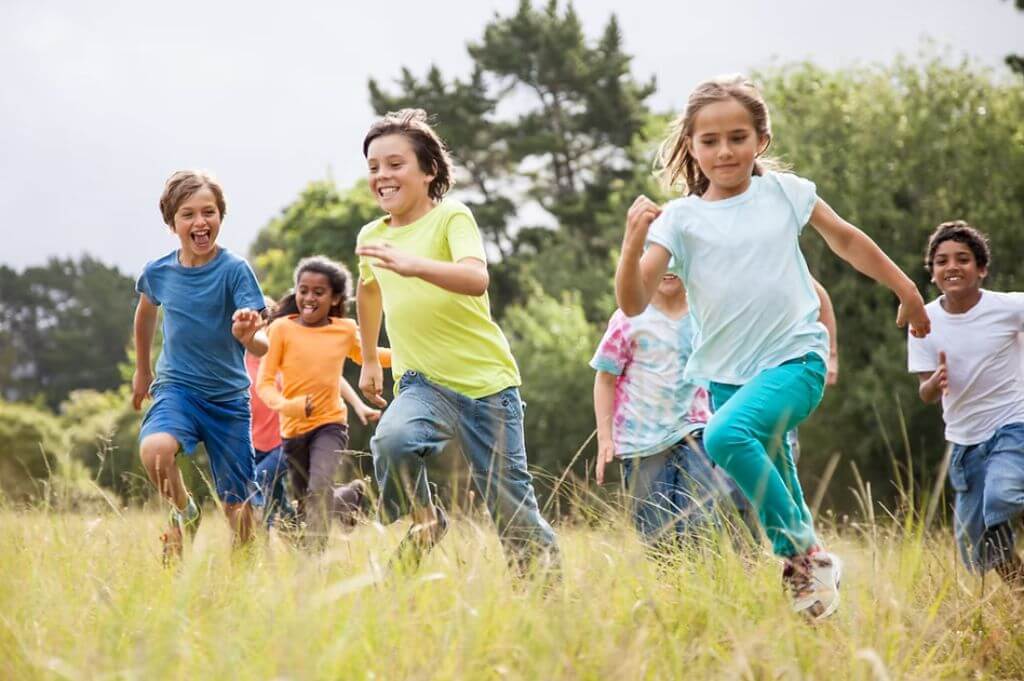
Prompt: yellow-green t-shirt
<box><xmin>356</xmin><ymin>198</ymin><xmax>521</xmax><ymax>398</ymax></box>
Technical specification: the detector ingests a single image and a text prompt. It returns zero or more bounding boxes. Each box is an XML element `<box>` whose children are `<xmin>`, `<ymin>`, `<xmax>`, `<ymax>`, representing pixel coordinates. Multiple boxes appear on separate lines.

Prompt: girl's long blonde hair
<box><xmin>656</xmin><ymin>75</ymin><xmax>783</xmax><ymax>197</ymax></box>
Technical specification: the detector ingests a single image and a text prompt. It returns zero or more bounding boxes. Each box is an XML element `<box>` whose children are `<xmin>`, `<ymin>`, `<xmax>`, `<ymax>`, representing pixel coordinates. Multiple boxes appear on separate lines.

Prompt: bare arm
<box><xmin>808</xmin><ymin>199</ymin><xmax>930</xmax><ymax>337</ymax></box>
<box><xmin>615</xmin><ymin>196</ymin><xmax>672</xmax><ymax>316</ymax></box>
<box><xmin>811</xmin><ymin>278</ymin><xmax>839</xmax><ymax>385</ymax></box>
<box><xmin>132</xmin><ymin>295</ymin><xmax>159</xmax><ymax>410</ymax></box>
<box><xmin>593</xmin><ymin>371</ymin><xmax>618</xmax><ymax>485</ymax></box>
<box><xmin>356</xmin><ymin>279</ymin><xmax>388</xmax><ymax>407</ymax></box>
<box><xmin>355</xmin><ymin>243</ymin><xmax>489</xmax><ymax>297</ymax></box>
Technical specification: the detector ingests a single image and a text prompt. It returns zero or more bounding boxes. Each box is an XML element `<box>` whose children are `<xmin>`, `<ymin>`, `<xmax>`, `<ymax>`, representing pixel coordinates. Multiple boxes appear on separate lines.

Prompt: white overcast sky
<box><xmin>2</xmin><ymin>0</ymin><xmax>1022</xmax><ymax>276</ymax></box>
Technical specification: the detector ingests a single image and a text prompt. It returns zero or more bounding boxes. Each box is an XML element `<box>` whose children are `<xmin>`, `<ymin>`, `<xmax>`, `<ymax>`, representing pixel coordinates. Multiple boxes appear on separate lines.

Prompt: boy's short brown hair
<box><xmin>158</xmin><ymin>170</ymin><xmax>227</xmax><ymax>227</ymax></box>
<box><xmin>924</xmin><ymin>220</ymin><xmax>991</xmax><ymax>273</ymax></box>
<box><xmin>362</xmin><ymin>109</ymin><xmax>454</xmax><ymax>201</ymax></box>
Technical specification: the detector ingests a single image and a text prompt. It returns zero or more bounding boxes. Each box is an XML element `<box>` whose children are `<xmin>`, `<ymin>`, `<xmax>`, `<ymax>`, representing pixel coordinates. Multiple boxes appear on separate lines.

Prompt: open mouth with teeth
<box><xmin>377</xmin><ymin>185</ymin><xmax>399</xmax><ymax>199</ymax></box>
<box><xmin>190</xmin><ymin>230</ymin><xmax>212</xmax><ymax>248</ymax></box>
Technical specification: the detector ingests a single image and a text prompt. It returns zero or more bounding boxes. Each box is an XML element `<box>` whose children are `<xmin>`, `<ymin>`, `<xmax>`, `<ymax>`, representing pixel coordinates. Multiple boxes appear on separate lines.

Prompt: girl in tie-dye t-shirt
<box><xmin>591</xmin><ymin>272</ymin><xmax>747</xmax><ymax>549</ymax></box>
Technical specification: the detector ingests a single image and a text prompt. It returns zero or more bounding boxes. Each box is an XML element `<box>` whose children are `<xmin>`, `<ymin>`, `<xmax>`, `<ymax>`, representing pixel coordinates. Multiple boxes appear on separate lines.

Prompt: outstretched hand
<box><xmin>356</xmin><ymin>243</ymin><xmax>425</xmax><ymax>279</ymax></box>
<box><xmin>231</xmin><ymin>308</ymin><xmax>264</xmax><ymax>344</ymax></box>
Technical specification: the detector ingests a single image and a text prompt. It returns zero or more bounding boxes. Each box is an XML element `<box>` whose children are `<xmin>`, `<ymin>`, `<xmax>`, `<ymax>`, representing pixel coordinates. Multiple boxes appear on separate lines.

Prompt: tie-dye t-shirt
<box><xmin>590</xmin><ymin>306</ymin><xmax>711</xmax><ymax>458</ymax></box>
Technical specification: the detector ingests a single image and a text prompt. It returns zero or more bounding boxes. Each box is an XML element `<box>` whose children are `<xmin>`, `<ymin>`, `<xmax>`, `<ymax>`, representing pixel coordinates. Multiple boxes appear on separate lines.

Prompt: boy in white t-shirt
<box><xmin>908</xmin><ymin>220</ymin><xmax>1024</xmax><ymax>587</ymax></box>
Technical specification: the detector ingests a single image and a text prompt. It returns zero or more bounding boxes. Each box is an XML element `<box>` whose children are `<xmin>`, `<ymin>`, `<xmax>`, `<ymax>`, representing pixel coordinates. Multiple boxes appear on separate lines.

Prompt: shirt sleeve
<box><xmin>446</xmin><ymin>211</ymin><xmax>487</xmax><ymax>263</ymax></box>
<box><xmin>645</xmin><ymin>203</ymin><xmax>686</xmax><ymax>272</ymax></box>
<box><xmin>907</xmin><ymin>330</ymin><xmax>937</xmax><ymax>373</ymax></box>
<box><xmin>346</xmin><ymin>322</ymin><xmax>393</xmax><ymax>368</ymax></box>
<box><xmin>135</xmin><ymin>266</ymin><xmax>160</xmax><ymax>306</ymax></box>
<box><xmin>231</xmin><ymin>258</ymin><xmax>266</xmax><ymax>312</ymax></box>
<box><xmin>256</xmin><ymin>322</ymin><xmax>307</xmax><ymax>418</ymax></box>
<box><xmin>1010</xmin><ymin>292</ymin><xmax>1024</xmax><ymax>331</ymax></box>
<box><xmin>772</xmin><ymin>172</ymin><xmax>818</xmax><ymax>232</ymax></box>
<box><xmin>589</xmin><ymin>312</ymin><xmax>632</xmax><ymax>376</ymax></box>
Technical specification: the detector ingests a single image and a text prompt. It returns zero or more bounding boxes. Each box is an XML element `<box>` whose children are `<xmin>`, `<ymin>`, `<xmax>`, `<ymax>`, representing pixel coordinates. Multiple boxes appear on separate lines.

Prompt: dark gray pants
<box><xmin>283</xmin><ymin>423</ymin><xmax>348</xmax><ymax>547</ymax></box>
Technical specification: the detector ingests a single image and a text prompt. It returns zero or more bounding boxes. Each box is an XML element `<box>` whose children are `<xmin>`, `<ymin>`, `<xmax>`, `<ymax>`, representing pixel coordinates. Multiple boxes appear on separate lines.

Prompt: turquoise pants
<box><xmin>705</xmin><ymin>354</ymin><xmax>826</xmax><ymax>557</ymax></box>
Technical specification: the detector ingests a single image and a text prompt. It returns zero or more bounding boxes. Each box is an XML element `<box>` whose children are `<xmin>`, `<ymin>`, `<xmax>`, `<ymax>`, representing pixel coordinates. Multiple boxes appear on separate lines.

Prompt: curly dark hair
<box><xmin>924</xmin><ymin>220</ymin><xmax>991</xmax><ymax>273</ymax></box>
<box><xmin>362</xmin><ymin>108</ymin><xmax>455</xmax><ymax>201</ymax></box>
<box><xmin>274</xmin><ymin>255</ymin><xmax>352</xmax><ymax>320</ymax></box>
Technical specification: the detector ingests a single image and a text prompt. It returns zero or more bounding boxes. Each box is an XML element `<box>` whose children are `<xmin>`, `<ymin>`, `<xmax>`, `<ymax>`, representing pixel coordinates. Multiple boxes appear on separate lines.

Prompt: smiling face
<box><xmin>366</xmin><ymin>133</ymin><xmax>436</xmax><ymax>225</ymax></box>
<box><xmin>688</xmin><ymin>97</ymin><xmax>767</xmax><ymax>199</ymax></box>
<box><xmin>656</xmin><ymin>272</ymin><xmax>684</xmax><ymax>298</ymax></box>
<box><xmin>931</xmin><ymin>239</ymin><xmax>986</xmax><ymax>296</ymax></box>
<box><xmin>294</xmin><ymin>270</ymin><xmax>340</xmax><ymax>326</ymax></box>
<box><xmin>171</xmin><ymin>187</ymin><xmax>221</xmax><ymax>265</ymax></box>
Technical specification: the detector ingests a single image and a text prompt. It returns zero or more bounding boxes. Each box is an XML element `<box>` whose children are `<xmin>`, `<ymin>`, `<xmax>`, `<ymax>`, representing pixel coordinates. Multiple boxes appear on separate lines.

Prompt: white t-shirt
<box><xmin>646</xmin><ymin>171</ymin><xmax>829</xmax><ymax>385</ymax></box>
<box><xmin>590</xmin><ymin>306</ymin><xmax>711</xmax><ymax>458</ymax></box>
<box><xmin>907</xmin><ymin>290</ymin><xmax>1024</xmax><ymax>445</ymax></box>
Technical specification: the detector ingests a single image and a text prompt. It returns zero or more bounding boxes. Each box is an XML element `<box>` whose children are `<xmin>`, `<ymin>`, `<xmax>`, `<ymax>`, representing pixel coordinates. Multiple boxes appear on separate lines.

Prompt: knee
<box><xmin>371</xmin><ymin>422</ymin><xmax>422</xmax><ymax>467</ymax></box>
<box><xmin>703</xmin><ymin>421</ymin><xmax>748</xmax><ymax>467</ymax></box>
<box><xmin>139</xmin><ymin>434</ymin><xmax>178</xmax><ymax>473</ymax></box>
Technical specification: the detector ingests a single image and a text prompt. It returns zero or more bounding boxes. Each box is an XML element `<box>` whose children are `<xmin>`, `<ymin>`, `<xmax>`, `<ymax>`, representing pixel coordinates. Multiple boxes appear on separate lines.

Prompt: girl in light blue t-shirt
<box><xmin>615</xmin><ymin>74</ymin><xmax>931</xmax><ymax>620</ymax></box>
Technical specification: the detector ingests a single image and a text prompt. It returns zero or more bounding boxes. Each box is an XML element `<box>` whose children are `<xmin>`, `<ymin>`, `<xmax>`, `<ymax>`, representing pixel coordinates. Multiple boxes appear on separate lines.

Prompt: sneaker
<box><xmin>161</xmin><ymin>497</ymin><xmax>201</xmax><ymax>566</ymax></box>
<box><xmin>331</xmin><ymin>479</ymin><xmax>368</xmax><ymax>530</ymax></box>
<box><xmin>783</xmin><ymin>550</ymin><xmax>841</xmax><ymax>620</ymax></box>
<box><xmin>388</xmin><ymin>505</ymin><xmax>449</xmax><ymax>573</ymax></box>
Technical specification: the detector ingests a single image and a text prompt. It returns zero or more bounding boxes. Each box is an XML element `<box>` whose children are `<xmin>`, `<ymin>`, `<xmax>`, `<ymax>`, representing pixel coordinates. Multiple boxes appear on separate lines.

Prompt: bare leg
<box><xmin>224</xmin><ymin>502</ymin><xmax>254</xmax><ymax>545</ymax></box>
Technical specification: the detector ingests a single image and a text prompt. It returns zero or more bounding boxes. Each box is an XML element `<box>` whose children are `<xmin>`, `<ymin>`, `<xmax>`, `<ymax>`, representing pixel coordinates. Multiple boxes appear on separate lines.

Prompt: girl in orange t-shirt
<box><xmin>257</xmin><ymin>255</ymin><xmax>390</xmax><ymax>548</ymax></box>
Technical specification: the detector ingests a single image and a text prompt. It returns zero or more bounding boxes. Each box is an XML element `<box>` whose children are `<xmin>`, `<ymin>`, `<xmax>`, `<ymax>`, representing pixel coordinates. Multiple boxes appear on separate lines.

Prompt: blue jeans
<box><xmin>621</xmin><ymin>432</ymin><xmax>754</xmax><ymax>548</ymax></box>
<box><xmin>254</xmin><ymin>445</ymin><xmax>294</xmax><ymax>527</ymax></box>
<box><xmin>949</xmin><ymin>422</ymin><xmax>1024</xmax><ymax>572</ymax></box>
<box><xmin>371</xmin><ymin>371</ymin><xmax>559</xmax><ymax>572</ymax></box>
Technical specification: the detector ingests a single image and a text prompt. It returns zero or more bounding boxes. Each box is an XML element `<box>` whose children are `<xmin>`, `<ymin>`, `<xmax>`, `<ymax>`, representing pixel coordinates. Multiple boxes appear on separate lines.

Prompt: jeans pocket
<box><xmin>948</xmin><ymin>445</ymin><xmax>968</xmax><ymax>493</ymax></box>
<box><xmin>498</xmin><ymin>389</ymin><xmax>524</xmax><ymax>423</ymax></box>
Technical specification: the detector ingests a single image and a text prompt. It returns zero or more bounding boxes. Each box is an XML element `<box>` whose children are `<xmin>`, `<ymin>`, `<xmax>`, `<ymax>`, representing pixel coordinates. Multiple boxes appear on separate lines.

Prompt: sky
<box><xmin>2</xmin><ymin>0</ymin><xmax>1022</xmax><ymax>276</ymax></box>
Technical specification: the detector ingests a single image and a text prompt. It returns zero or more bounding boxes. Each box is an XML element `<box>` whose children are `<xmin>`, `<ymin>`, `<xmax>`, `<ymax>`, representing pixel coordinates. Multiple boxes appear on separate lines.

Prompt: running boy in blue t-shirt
<box><xmin>132</xmin><ymin>170</ymin><xmax>268</xmax><ymax>561</ymax></box>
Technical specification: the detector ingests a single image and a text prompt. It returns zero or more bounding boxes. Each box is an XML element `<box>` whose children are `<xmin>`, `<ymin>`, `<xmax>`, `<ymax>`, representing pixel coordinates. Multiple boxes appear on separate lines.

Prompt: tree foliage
<box><xmin>0</xmin><ymin>257</ymin><xmax>136</xmax><ymax>409</ymax></box>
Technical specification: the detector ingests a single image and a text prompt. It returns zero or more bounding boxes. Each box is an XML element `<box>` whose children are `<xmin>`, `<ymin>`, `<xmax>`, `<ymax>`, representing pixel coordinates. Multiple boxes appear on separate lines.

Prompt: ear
<box><xmin>756</xmin><ymin>134</ymin><xmax>772</xmax><ymax>158</ymax></box>
<box><xmin>978</xmin><ymin>265</ymin><xmax>988</xmax><ymax>280</ymax></box>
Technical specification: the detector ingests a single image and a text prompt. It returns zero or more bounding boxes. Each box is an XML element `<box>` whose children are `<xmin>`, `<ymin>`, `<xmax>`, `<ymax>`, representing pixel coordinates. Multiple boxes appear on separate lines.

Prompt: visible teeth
<box><xmin>379</xmin><ymin>187</ymin><xmax>398</xmax><ymax>196</ymax></box>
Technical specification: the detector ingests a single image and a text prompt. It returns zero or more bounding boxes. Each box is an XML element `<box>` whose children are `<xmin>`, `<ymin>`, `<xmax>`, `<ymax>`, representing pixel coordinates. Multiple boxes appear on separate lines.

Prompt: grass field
<box><xmin>1</xmin><ymin>501</ymin><xmax>1023</xmax><ymax>681</ymax></box>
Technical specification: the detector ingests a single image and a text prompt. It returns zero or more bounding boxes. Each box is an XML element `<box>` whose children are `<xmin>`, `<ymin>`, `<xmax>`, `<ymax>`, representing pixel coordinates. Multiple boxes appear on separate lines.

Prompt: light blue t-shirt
<box><xmin>646</xmin><ymin>171</ymin><xmax>829</xmax><ymax>385</ymax></box>
<box><xmin>136</xmin><ymin>248</ymin><xmax>265</xmax><ymax>402</ymax></box>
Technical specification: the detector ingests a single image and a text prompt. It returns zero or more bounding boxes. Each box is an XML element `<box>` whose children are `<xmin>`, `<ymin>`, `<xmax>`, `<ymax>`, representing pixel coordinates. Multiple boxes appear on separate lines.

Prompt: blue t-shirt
<box><xmin>136</xmin><ymin>248</ymin><xmax>265</xmax><ymax>401</ymax></box>
<box><xmin>646</xmin><ymin>171</ymin><xmax>829</xmax><ymax>385</ymax></box>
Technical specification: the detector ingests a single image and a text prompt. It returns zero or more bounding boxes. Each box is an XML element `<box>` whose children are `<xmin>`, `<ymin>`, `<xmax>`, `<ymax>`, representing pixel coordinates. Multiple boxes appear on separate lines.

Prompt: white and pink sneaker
<box><xmin>783</xmin><ymin>549</ymin><xmax>842</xmax><ymax>620</ymax></box>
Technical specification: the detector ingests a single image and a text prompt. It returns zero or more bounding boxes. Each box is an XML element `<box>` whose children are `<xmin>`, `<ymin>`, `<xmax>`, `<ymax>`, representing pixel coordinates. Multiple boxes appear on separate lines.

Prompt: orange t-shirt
<box><xmin>256</xmin><ymin>316</ymin><xmax>391</xmax><ymax>438</ymax></box>
<box><xmin>245</xmin><ymin>352</ymin><xmax>282</xmax><ymax>452</ymax></box>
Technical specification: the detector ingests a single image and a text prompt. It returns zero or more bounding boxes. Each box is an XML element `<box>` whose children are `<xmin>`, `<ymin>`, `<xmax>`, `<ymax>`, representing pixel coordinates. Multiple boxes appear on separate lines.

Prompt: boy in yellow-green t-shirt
<box><xmin>355</xmin><ymin>109</ymin><xmax>559</xmax><ymax>575</ymax></box>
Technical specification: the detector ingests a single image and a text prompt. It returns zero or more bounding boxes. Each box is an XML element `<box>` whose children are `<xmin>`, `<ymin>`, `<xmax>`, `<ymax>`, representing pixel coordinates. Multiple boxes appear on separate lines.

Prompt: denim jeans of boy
<box><xmin>371</xmin><ymin>371</ymin><xmax>559</xmax><ymax>574</ymax></box>
<box><xmin>254</xmin><ymin>445</ymin><xmax>294</xmax><ymax>527</ymax></box>
<box><xmin>948</xmin><ymin>421</ymin><xmax>1024</xmax><ymax>572</ymax></box>
<box><xmin>621</xmin><ymin>432</ymin><xmax>754</xmax><ymax>549</ymax></box>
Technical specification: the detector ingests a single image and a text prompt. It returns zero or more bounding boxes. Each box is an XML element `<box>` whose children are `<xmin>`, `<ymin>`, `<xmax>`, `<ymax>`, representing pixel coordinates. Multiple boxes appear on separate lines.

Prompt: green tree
<box><xmin>0</xmin><ymin>257</ymin><xmax>136</xmax><ymax>408</ymax></box>
<box><xmin>760</xmin><ymin>56</ymin><xmax>1024</xmax><ymax>504</ymax></box>
<box><xmin>368</xmin><ymin>0</ymin><xmax>656</xmax><ymax>316</ymax></box>
<box><xmin>0</xmin><ymin>400</ymin><xmax>66</xmax><ymax>501</ymax></box>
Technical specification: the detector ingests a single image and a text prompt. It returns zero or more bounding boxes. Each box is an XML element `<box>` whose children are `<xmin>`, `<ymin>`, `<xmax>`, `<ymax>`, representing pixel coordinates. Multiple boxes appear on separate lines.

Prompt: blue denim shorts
<box><xmin>948</xmin><ymin>422</ymin><xmax>1024</xmax><ymax>572</ymax></box>
<box><xmin>140</xmin><ymin>384</ymin><xmax>256</xmax><ymax>504</ymax></box>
